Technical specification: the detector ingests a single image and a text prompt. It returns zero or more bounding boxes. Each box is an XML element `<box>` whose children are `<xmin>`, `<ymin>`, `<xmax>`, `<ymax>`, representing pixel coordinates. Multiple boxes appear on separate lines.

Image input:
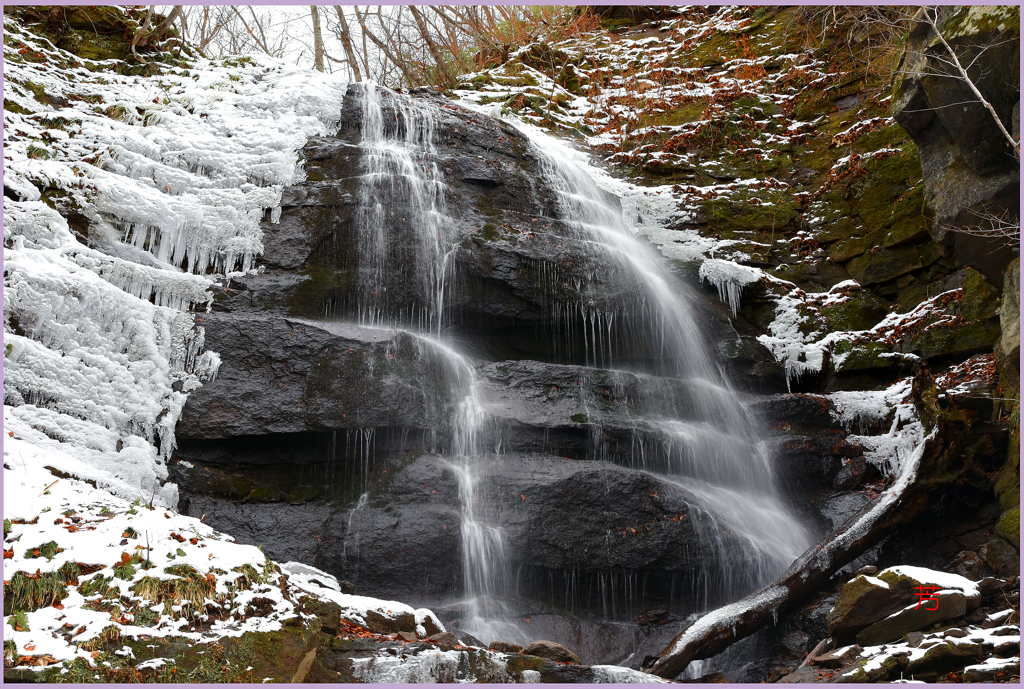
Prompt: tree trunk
<box><xmin>649</xmin><ymin>375</ymin><xmax>964</xmax><ymax>679</ymax></box>
<box><xmin>310</xmin><ymin>6</ymin><xmax>325</xmax><ymax>73</ymax></box>
<box><xmin>332</xmin><ymin>6</ymin><xmax>362</xmax><ymax>82</ymax></box>
<box><xmin>409</xmin><ymin>5</ymin><xmax>451</xmax><ymax>87</ymax></box>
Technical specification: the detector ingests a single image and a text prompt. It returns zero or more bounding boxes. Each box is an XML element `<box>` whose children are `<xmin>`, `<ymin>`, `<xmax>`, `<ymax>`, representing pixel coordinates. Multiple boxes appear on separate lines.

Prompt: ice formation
<box><xmin>4</xmin><ymin>14</ymin><xmax>347</xmax><ymax>504</ymax></box>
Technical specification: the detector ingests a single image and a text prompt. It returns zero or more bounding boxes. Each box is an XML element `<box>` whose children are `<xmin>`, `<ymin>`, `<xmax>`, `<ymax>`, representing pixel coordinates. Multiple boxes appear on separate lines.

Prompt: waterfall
<box><xmin>350</xmin><ymin>83</ymin><xmax>812</xmax><ymax>648</ymax></box>
<box><xmin>357</xmin><ymin>84</ymin><xmax>454</xmax><ymax>335</ymax></box>
<box><xmin>511</xmin><ymin>120</ymin><xmax>813</xmax><ymax>602</ymax></box>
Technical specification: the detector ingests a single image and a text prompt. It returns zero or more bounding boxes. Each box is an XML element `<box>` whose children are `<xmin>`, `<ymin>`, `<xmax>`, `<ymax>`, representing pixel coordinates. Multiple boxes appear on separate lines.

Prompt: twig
<box><xmin>38</xmin><ymin>480</ymin><xmax>59</xmax><ymax>496</ymax></box>
<box><xmin>799</xmin><ymin>638</ymin><xmax>829</xmax><ymax>668</ymax></box>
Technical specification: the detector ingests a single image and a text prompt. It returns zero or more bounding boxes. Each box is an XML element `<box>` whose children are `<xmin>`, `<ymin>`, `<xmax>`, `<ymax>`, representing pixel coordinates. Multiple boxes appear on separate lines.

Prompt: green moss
<box><xmin>287</xmin><ymin>484</ymin><xmax>321</xmax><ymax>504</ymax></box>
<box><xmin>910</xmin><ymin>319</ymin><xmax>1001</xmax><ymax>360</ymax></box>
<box><xmin>244</xmin><ymin>486</ymin><xmax>287</xmax><ymax>503</ymax></box>
<box><xmin>960</xmin><ymin>267</ymin><xmax>999</xmax><ymax>322</ymax></box>
<box><xmin>4</xmin><ymin>98</ymin><xmax>32</xmax><ymax>115</ymax></box>
<box><xmin>570</xmin><ymin>413</ymin><xmax>589</xmax><ymax>424</ymax></box>
<box><xmin>995</xmin><ymin>507</ymin><xmax>1019</xmax><ymax>546</ymax></box>
<box><xmin>480</xmin><ymin>223</ymin><xmax>500</xmax><ymax>241</ymax></box>
<box><xmin>700</xmin><ymin>190</ymin><xmax>799</xmax><ymax>234</ymax></box>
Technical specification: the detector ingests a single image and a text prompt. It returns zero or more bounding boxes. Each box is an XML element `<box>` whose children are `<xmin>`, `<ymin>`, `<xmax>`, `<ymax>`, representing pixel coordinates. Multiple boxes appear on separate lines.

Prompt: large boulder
<box><xmin>826</xmin><ymin>566</ymin><xmax>981</xmax><ymax>645</ymax></box>
<box><xmin>313</xmin><ymin>453</ymin><xmax>732</xmax><ymax>603</ymax></box>
<box><xmin>522</xmin><ymin>639</ymin><xmax>582</xmax><ymax>664</ymax></box>
<box><xmin>176</xmin><ymin>314</ymin><xmax>465</xmax><ymax>439</ymax></box>
<box><xmin>892</xmin><ymin>6</ymin><xmax>1019</xmax><ymax>284</ymax></box>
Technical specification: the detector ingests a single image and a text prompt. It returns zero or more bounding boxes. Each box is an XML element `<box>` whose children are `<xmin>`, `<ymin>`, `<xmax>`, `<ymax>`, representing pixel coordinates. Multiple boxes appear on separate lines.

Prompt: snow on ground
<box><xmin>3</xmin><ymin>431</ymin><xmax>443</xmax><ymax>676</ymax></box>
<box><xmin>833</xmin><ymin>621</ymin><xmax>1020</xmax><ymax>683</ymax></box>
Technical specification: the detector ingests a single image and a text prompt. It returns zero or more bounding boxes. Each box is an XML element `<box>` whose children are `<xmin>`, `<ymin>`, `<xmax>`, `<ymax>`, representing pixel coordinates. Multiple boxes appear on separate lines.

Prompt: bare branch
<box><xmin>920</xmin><ymin>6</ymin><xmax>1020</xmax><ymax>155</ymax></box>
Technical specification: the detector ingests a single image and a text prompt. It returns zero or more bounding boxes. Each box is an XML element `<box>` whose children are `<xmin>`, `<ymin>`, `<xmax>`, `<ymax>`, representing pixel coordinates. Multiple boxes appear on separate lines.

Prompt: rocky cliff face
<box><xmin>166</xmin><ymin>7</ymin><xmax>1021</xmax><ymax>679</ymax></box>
<box><xmin>892</xmin><ymin>5</ymin><xmax>1019</xmax><ymax>285</ymax></box>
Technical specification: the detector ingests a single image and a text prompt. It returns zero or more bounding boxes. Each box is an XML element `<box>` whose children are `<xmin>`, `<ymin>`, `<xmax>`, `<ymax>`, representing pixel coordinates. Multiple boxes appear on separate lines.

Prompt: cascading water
<box><xmin>510</xmin><ymin>120</ymin><xmax>813</xmax><ymax>603</ymax></box>
<box><xmin>346</xmin><ymin>82</ymin><xmax>812</xmax><ymax>652</ymax></box>
<box><xmin>355</xmin><ymin>83</ymin><xmax>523</xmax><ymax>644</ymax></box>
<box><xmin>357</xmin><ymin>85</ymin><xmax>453</xmax><ymax>335</ymax></box>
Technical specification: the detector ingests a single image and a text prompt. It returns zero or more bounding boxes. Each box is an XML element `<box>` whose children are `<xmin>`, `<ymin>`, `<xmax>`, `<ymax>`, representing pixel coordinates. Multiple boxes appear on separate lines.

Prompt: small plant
<box><xmin>25</xmin><ymin>143</ymin><xmax>52</xmax><ymax>159</ymax></box>
<box><xmin>8</xmin><ymin>609</ymin><xmax>30</xmax><ymax>632</ymax></box>
<box><xmin>113</xmin><ymin>552</ymin><xmax>140</xmax><ymax>580</ymax></box>
<box><xmin>58</xmin><ymin>560</ymin><xmax>81</xmax><ymax>585</ymax></box>
<box><xmin>3</xmin><ymin>570</ymin><xmax>67</xmax><ymax>614</ymax></box>
<box><xmin>4</xmin><ymin>639</ymin><xmax>16</xmax><ymax>666</ymax></box>
<box><xmin>78</xmin><ymin>573</ymin><xmax>113</xmax><ymax>598</ymax></box>
<box><xmin>25</xmin><ymin>540</ymin><xmax>63</xmax><ymax>560</ymax></box>
<box><xmin>230</xmin><ymin>564</ymin><xmax>259</xmax><ymax>591</ymax></box>
<box><xmin>133</xmin><ymin>604</ymin><xmax>160</xmax><ymax>627</ymax></box>
<box><xmin>3</xmin><ymin>518</ymin><xmax>11</xmax><ymax>536</ymax></box>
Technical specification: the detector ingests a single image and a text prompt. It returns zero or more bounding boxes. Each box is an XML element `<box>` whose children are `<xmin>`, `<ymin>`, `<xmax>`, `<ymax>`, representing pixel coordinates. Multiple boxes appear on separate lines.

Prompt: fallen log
<box><xmin>648</xmin><ymin>375</ymin><xmax>963</xmax><ymax>679</ymax></box>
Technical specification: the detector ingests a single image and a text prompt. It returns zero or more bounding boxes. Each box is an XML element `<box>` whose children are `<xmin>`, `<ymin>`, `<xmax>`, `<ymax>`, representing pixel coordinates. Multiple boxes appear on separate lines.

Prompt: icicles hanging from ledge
<box><xmin>698</xmin><ymin>258</ymin><xmax>762</xmax><ymax>316</ymax></box>
<box><xmin>3</xmin><ymin>27</ymin><xmax>349</xmax><ymax>502</ymax></box>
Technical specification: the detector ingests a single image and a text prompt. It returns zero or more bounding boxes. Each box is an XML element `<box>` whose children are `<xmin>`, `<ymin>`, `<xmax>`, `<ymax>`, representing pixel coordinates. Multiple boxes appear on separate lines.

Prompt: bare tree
<box><xmin>310</xmin><ymin>5</ymin><xmax>324</xmax><ymax>73</ymax></box>
<box><xmin>332</xmin><ymin>6</ymin><xmax>362</xmax><ymax>82</ymax></box>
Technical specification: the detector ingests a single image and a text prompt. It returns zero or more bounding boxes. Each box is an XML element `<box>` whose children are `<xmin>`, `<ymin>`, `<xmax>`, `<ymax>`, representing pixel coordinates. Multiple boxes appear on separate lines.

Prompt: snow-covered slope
<box><xmin>4</xmin><ymin>11</ymin><xmax>346</xmax><ymax>505</ymax></box>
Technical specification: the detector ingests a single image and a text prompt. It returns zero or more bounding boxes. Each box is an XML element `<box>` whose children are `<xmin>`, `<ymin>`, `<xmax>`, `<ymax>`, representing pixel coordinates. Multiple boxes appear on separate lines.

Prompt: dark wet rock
<box><xmin>775</xmin><ymin>629</ymin><xmax>811</xmax><ymax>660</ymax></box>
<box><xmin>816</xmin><ymin>492</ymin><xmax>874</xmax><ymax>531</ymax></box>
<box><xmin>802</xmin><ymin>591</ymin><xmax>841</xmax><ymax>642</ymax></box>
<box><xmin>716</xmin><ymin>336</ymin><xmax>788</xmax><ymax>393</ymax></box>
<box><xmin>855</xmin><ymin>589</ymin><xmax>969</xmax><ymax>646</ymax></box>
<box><xmin>833</xmin><ymin>456</ymin><xmax>872</xmax><ymax>491</ymax></box>
<box><xmin>762</xmin><ymin>434</ymin><xmax>856</xmax><ymax>492</ymax></box>
<box><xmin>339</xmin><ymin>580</ymin><xmax>355</xmax><ymax>595</ymax></box>
<box><xmin>177</xmin><ymin>315</ymin><xmax>461</xmax><ymax>439</ymax></box>
<box><xmin>522</xmin><ymin>639</ymin><xmax>581</xmax><ymax>664</ymax></box>
<box><xmin>315</xmin><ymin>454</ymin><xmax>463</xmax><ymax>601</ymax></box>
<box><xmin>177</xmin><ymin>495</ymin><xmax>330</xmax><ymax>566</ymax></box>
<box><xmin>951</xmin><ymin>550</ymin><xmax>994</xmax><ymax>580</ymax></box>
<box><xmin>748</xmin><ymin>394</ymin><xmax>842</xmax><ymax>436</ymax></box>
<box><xmin>314</xmin><ymin>453</ymin><xmax>737</xmax><ymax>605</ymax></box>
<box><xmin>489</xmin><ymin>640</ymin><xmax>524</xmax><ymax>653</ymax></box>
<box><xmin>979</xmin><ymin>539</ymin><xmax>1020</xmax><ymax>578</ymax></box>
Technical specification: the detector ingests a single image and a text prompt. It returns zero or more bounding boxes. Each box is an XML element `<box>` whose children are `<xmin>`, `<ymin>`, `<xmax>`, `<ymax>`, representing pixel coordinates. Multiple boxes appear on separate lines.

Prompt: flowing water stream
<box><xmin>349</xmin><ymin>84</ymin><xmax>812</xmax><ymax>649</ymax></box>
